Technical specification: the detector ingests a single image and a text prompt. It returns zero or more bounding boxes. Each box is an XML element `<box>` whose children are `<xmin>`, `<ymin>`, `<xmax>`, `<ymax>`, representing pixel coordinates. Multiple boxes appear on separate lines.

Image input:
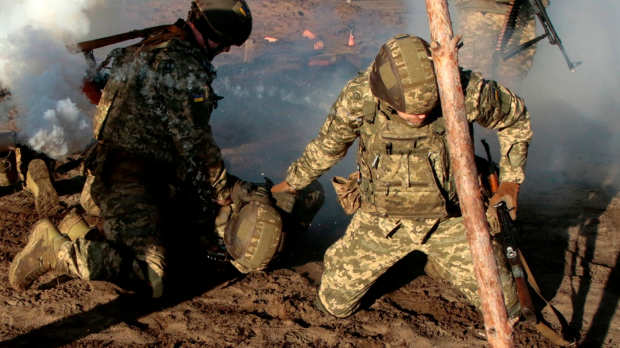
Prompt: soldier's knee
<box><xmin>317</xmin><ymin>286</ymin><xmax>361</xmax><ymax>318</ymax></box>
<box><xmin>316</xmin><ymin>294</ymin><xmax>357</xmax><ymax>318</ymax></box>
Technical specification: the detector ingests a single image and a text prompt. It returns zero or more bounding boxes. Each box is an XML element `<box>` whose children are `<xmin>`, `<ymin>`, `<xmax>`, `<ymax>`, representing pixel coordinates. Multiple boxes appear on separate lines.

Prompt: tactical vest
<box><xmin>93</xmin><ymin>35</ymin><xmax>217</xmax><ymax>165</ymax></box>
<box><xmin>356</xmin><ymin>101</ymin><xmax>459</xmax><ymax>219</ymax></box>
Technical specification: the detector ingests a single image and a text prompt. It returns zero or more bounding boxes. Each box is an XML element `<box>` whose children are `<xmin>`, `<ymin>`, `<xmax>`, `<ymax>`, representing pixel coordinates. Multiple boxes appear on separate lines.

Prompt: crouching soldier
<box><xmin>9</xmin><ymin>0</ymin><xmax>269</xmax><ymax>298</ymax></box>
<box><xmin>272</xmin><ymin>34</ymin><xmax>532</xmax><ymax>318</ymax></box>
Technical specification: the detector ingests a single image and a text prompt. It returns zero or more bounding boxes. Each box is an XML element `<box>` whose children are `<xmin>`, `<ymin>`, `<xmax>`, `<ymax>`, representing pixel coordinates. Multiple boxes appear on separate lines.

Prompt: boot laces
<box><xmin>25</xmin><ymin>257</ymin><xmax>52</xmax><ymax>283</ymax></box>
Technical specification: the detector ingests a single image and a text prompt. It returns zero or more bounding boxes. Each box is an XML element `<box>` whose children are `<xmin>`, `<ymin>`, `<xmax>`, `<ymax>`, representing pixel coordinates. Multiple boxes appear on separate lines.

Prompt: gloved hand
<box><xmin>488</xmin><ymin>182</ymin><xmax>520</xmax><ymax>220</ymax></box>
<box><xmin>231</xmin><ymin>180</ymin><xmax>273</xmax><ymax>205</ymax></box>
<box><xmin>271</xmin><ymin>180</ymin><xmax>300</xmax><ymax>195</ymax></box>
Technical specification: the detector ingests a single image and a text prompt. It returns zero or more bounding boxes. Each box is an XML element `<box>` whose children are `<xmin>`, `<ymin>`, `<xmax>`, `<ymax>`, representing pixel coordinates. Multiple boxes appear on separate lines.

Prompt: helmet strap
<box><xmin>189</xmin><ymin>1</ymin><xmax>226</xmax><ymax>43</ymax></box>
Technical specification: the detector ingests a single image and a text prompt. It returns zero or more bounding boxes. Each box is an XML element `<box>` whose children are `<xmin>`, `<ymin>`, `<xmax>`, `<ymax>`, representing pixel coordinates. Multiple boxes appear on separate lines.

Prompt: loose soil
<box><xmin>1</xmin><ymin>1</ymin><xmax>619</xmax><ymax>347</ymax></box>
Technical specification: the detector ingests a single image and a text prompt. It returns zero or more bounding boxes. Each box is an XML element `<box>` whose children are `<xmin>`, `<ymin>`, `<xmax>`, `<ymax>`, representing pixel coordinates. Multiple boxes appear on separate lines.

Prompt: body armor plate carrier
<box><xmin>357</xmin><ymin>101</ymin><xmax>458</xmax><ymax>219</ymax></box>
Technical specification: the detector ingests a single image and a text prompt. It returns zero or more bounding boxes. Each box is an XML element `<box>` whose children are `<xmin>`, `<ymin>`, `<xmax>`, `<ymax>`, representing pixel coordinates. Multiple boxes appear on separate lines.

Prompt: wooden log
<box><xmin>424</xmin><ymin>0</ymin><xmax>515</xmax><ymax>347</ymax></box>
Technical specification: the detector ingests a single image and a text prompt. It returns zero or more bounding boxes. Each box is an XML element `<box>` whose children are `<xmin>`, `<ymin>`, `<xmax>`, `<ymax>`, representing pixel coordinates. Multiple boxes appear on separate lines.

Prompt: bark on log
<box><xmin>424</xmin><ymin>1</ymin><xmax>515</xmax><ymax>347</ymax></box>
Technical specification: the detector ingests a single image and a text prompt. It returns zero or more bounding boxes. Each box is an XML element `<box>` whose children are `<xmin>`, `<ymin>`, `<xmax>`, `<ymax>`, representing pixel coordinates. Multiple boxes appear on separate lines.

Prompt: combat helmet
<box><xmin>189</xmin><ymin>0</ymin><xmax>252</xmax><ymax>46</ymax></box>
<box><xmin>369</xmin><ymin>34</ymin><xmax>439</xmax><ymax>115</ymax></box>
<box><xmin>224</xmin><ymin>202</ymin><xmax>283</xmax><ymax>273</ymax></box>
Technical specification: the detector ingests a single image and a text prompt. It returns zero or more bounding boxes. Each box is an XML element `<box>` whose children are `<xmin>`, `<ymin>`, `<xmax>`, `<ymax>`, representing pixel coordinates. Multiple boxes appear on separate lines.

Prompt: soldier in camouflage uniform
<box><xmin>9</xmin><ymin>0</ymin><xmax>269</xmax><ymax>298</ymax></box>
<box><xmin>273</xmin><ymin>35</ymin><xmax>532</xmax><ymax>318</ymax></box>
<box><xmin>453</xmin><ymin>0</ymin><xmax>543</xmax><ymax>91</ymax></box>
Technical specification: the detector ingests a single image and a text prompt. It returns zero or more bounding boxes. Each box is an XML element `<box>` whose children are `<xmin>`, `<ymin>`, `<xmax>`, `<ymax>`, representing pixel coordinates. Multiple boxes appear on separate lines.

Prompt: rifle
<box><xmin>481</xmin><ymin>139</ymin><xmax>537</xmax><ymax>323</ymax></box>
<box><xmin>498</xmin><ymin>0</ymin><xmax>581</xmax><ymax>73</ymax></box>
<box><xmin>481</xmin><ymin>139</ymin><xmax>573</xmax><ymax>345</ymax></box>
<box><xmin>66</xmin><ymin>25</ymin><xmax>187</xmax><ymax>105</ymax></box>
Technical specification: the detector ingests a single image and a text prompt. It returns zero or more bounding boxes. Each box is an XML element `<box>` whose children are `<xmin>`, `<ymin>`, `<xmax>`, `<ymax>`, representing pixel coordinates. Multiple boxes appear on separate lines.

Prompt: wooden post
<box><xmin>424</xmin><ymin>1</ymin><xmax>515</xmax><ymax>347</ymax></box>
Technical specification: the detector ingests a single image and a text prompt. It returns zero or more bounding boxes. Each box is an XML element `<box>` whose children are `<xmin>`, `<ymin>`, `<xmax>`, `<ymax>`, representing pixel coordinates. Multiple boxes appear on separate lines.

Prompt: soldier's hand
<box><xmin>231</xmin><ymin>180</ymin><xmax>273</xmax><ymax>205</ymax></box>
<box><xmin>488</xmin><ymin>182</ymin><xmax>520</xmax><ymax>220</ymax></box>
<box><xmin>271</xmin><ymin>181</ymin><xmax>299</xmax><ymax>195</ymax></box>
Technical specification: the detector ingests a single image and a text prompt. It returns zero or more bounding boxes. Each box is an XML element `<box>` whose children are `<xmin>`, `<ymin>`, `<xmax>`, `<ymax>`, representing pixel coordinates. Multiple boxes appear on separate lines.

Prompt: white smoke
<box><xmin>0</xmin><ymin>0</ymin><xmax>102</xmax><ymax>159</ymax></box>
<box><xmin>402</xmin><ymin>0</ymin><xmax>620</xmax><ymax>190</ymax></box>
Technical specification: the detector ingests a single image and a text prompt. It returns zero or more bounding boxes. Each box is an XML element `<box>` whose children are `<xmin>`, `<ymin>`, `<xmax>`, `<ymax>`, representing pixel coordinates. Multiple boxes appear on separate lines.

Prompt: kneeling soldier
<box><xmin>273</xmin><ymin>34</ymin><xmax>532</xmax><ymax>318</ymax></box>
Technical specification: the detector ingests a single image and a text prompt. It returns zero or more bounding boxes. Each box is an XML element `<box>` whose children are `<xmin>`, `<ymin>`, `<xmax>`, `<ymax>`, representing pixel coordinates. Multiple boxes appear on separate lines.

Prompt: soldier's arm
<box><xmin>155</xmin><ymin>56</ymin><xmax>230</xmax><ymax>203</ymax></box>
<box><xmin>285</xmin><ymin>78</ymin><xmax>364</xmax><ymax>190</ymax></box>
<box><xmin>462</xmin><ymin>70</ymin><xmax>533</xmax><ymax>184</ymax></box>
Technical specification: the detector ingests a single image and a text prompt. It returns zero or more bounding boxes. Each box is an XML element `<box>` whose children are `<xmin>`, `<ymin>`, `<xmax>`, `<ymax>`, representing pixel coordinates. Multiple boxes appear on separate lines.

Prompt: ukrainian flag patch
<box><xmin>233</xmin><ymin>2</ymin><xmax>250</xmax><ymax>19</ymax></box>
<box><xmin>193</xmin><ymin>94</ymin><xmax>205</xmax><ymax>103</ymax></box>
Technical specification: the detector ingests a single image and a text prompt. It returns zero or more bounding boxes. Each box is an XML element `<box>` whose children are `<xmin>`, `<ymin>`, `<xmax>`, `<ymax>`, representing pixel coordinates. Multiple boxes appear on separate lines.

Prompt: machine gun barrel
<box><xmin>501</xmin><ymin>0</ymin><xmax>581</xmax><ymax>73</ymax></box>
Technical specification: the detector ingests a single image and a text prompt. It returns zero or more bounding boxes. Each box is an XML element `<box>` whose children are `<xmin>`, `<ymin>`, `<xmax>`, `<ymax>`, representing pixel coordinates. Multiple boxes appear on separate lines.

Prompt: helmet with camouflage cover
<box><xmin>369</xmin><ymin>34</ymin><xmax>439</xmax><ymax>115</ymax></box>
<box><xmin>189</xmin><ymin>0</ymin><xmax>252</xmax><ymax>46</ymax></box>
<box><xmin>224</xmin><ymin>202</ymin><xmax>283</xmax><ymax>273</ymax></box>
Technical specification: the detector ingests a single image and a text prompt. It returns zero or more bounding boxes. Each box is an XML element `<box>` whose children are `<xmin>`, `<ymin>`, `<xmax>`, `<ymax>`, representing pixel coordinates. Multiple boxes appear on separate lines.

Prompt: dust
<box><xmin>0</xmin><ymin>0</ymin><xmax>619</xmax><ymax>347</ymax></box>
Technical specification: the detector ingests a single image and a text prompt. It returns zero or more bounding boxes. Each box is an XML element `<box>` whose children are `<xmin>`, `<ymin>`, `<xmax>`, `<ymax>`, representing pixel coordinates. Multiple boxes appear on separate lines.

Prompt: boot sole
<box><xmin>9</xmin><ymin>222</ymin><xmax>49</xmax><ymax>291</ymax></box>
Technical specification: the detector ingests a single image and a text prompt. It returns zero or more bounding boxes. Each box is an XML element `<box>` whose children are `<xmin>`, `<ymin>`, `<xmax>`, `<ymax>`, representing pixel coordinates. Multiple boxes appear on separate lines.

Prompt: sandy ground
<box><xmin>1</xmin><ymin>0</ymin><xmax>619</xmax><ymax>347</ymax></box>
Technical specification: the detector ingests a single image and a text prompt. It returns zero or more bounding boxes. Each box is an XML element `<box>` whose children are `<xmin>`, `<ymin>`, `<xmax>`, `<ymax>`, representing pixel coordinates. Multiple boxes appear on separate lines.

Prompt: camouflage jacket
<box><xmin>286</xmin><ymin>67</ymin><xmax>532</xmax><ymax>217</ymax></box>
<box><xmin>93</xmin><ymin>34</ymin><xmax>230</xmax><ymax>203</ymax></box>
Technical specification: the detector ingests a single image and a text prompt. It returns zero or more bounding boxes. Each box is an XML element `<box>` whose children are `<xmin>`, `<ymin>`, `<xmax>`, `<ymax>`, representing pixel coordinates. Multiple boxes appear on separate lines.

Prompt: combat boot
<box><xmin>424</xmin><ymin>258</ymin><xmax>443</xmax><ymax>280</ymax></box>
<box><xmin>58</xmin><ymin>209</ymin><xmax>98</xmax><ymax>240</ymax></box>
<box><xmin>26</xmin><ymin>159</ymin><xmax>60</xmax><ymax>216</ymax></box>
<box><xmin>9</xmin><ymin>218</ymin><xmax>70</xmax><ymax>291</ymax></box>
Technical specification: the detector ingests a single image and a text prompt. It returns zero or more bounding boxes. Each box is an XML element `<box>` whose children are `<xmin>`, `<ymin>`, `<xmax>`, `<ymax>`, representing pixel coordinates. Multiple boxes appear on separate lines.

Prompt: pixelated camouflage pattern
<box><xmin>452</xmin><ymin>0</ymin><xmax>514</xmax><ymax>14</ymax></box>
<box><xmin>370</xmin><ymin>35</ymin><xmax>439</xmax><ymax>114</ymax></box>
<box><xmin>317</xmin><ymin>211</ymin><xmax>518</xmax><ymax>317</ymax></box>
<box><xmin>286</xmin><ymin>67</ymin><xmax>532</xmax><ymax>191</ymax></box>
<box><xmin>287</xmin><ymin>62</ymin><xmax>530</xmax><ymax>316</ymax></box>
<box><xmin>456</xmin><ymin>5</ymin><xmax>538</xmax><ymax>91</ymax></box>
<box><xmin>93</xmin><ymin>36</ymin><xmax>229</xmax><ymax>203</ymax></box>
<box><xmin>57</xmin><ymin>174</ymin><xmax>167</xmax><ymax>282</ymax></box>
<box><xmin>462</xmin><ymin>71</ymin><xmax>532</xmax><ymax>183</ymax></box>
<box><xmin>355</xmin><ymin>101</ymin><xmax>452</xmax><ymax>218</ymax></box>
<box><xmin>63</xmin><ymin>34</ymin><xmax>231</xmax><ymax>291</ymax></box>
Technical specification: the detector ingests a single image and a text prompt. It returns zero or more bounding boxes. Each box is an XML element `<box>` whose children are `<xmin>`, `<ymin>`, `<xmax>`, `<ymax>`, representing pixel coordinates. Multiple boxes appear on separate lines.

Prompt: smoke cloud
<box><xmin>0</xmin><ymin>0</ymin><xmax>102</xmax><ymax>159</ymax></box>
<box><xmin>402</xmin><ymin>0</ymin><xmax>620</xmax><ymax>191</ymax></box>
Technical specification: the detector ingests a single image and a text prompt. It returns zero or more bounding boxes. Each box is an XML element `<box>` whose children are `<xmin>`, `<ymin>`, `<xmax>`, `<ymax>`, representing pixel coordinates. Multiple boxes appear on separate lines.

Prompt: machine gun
<box><xmin>498</xmin><ymin>0</ymin><xmax>581</xmax><ymax>73</ymax></box>
<box><xmin>481</xmin><ymin>139</ymin><xmax>537</xmax><ymax>323</ymax></box>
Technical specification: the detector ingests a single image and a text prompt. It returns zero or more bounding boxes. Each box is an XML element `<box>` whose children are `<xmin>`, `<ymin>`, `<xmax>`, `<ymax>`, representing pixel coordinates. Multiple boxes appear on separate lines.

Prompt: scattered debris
<box><xmin>309</xmin><ymin>60</ymin><xmax>331</xmax><ymax>66</ymax></box>
<box><xmin>303</xmin><ymin>30</ymin><xmax>317</xmax><ymax>40</ymax></box>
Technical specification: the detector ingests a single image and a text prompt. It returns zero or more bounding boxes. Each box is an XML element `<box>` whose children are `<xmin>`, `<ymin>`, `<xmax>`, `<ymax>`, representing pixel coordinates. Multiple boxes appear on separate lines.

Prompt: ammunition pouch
<box><xmin>331</xmin><ymin>173</ymin><xmax>361</xmax><ymax>215</ymax></box>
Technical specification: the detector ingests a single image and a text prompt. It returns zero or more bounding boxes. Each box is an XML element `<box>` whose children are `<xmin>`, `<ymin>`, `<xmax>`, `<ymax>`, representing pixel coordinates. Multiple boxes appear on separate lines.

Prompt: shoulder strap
<box><xmin>67</xmin><ymin>25</ymin><xmax>187</xmax><ymax>53</ymax></box>
<box><xmin>519</xmin><ymin>251</ymin><xmax>574</xmax><ymax>346</ymax></box>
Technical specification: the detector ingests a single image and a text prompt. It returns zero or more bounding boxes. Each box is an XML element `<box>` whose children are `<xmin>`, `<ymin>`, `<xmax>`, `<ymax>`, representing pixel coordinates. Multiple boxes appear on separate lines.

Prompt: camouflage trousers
<box><xmin>318</xmin><ymin>211</ymin><xmax>518</xmax><ymax>318</ymax></box>
<box><xmin>456</xmin><ymin>9</ymin><xmax>537</xmax><ymax>91</ymax></box>
<box><xmin>56</xmin><ymin>174</ymin><xmax>167</xmax><ymax>295</ymax></box>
